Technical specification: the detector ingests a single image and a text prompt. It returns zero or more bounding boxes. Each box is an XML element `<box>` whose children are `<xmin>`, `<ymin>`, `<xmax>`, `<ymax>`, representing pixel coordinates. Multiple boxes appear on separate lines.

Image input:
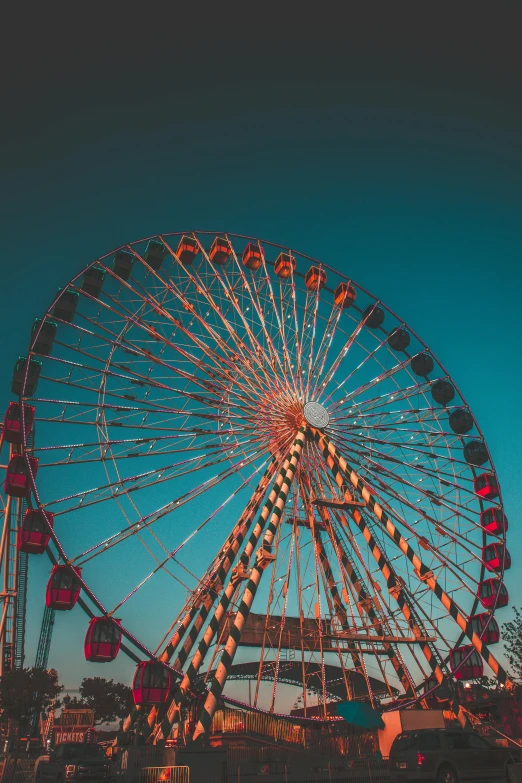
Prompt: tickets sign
<box><xmin>54</xmin><ymin>727</ymin><xmax>96</xmax><ymax>744</ymax></box>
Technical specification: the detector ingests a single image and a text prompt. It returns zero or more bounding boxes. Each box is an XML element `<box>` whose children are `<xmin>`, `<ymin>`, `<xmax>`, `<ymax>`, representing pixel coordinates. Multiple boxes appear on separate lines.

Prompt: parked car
<box><xmin>389</xmin><ymin>728</ymin><xmax>519</xmax><ymax>783</ymax></box>
<box><xmin>35</xmin><ymin>743</ymin><xmax>112</xmax><ymax>783</ymax></box>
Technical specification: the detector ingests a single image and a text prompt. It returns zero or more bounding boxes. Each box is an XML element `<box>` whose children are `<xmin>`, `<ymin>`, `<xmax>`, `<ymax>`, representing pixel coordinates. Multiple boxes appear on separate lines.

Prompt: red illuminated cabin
<box><xmin>209</xmin><ymin>237</ymin><xmax>232</xmax><ymax>266</ymax></box>
<box><xmin>4</xmin><ymin>456</ymin><xmax>38</xmax><ymax>498</ymax></box>
<box><xmin>176</xmin><ymin>236</ymin><xmax>199</xmax><ymax>265</ymax></box>
<box><xmin>242</xmin><ymin>243</ymin><xmax>263</xmax><ymax>270</ymax></box>
<box><xmin>450</xmin><ymin>646</ymin><xmax>484</xmax><ymax>680</ymax></box>
<box><xmin>84</xmin><ymin>617</ymin><xmax>122</xmax><ymax>662</ymax></box>
<box><xmin>305</xmin><ymin>266</ymin><xmax>326</xmax><ymax>291</ymax></box>
<box><xmin>483</xmin><ymin>543</ymin><xmax>511</xmax><ymax>573</ymax></box>
<box><xmin>469</xmin><ymin>612</ymin><xmax>500</xmax><ymax>644</ymax></box>
<box><xmin>3</xmin><ymin>403</ymin><xmax>35</xmax><ymax>445</ymax></box>
<box><xmin>474</xmin><ymin>472</ymin><xmax>499</xmax><ymax>500</ymax></box>
<box><xmin>334</xmin><ymin>283</ymin><xmax>356</xmax><ymax>309</ymax></box>
<box><xmin>481</xmin><ymin>507</ymin><xmax>508</xmax><ymax>535</ymax></box>
<box><xmin>132</xmin><ymin>661</ymin><xmax>171</xmax><ymax>706</ymax></box>
<box><xmin>18</xmin><ymin>510</ymin><xmax>53</xmax><ymax>554</ymax></box>
<box><xmin>478</xmin><ymin>578</ymin><xmax>508</xmax><ymax>609</ymax></box>
<box><xmin>46</xmin><ymin>565</ymin><xmax>82</xmax><ymax>610</ymax></box>
<box><xmin>274</xmin><ymin>252</ymin><xmax>296</xmax><ymax>279</ymax></box>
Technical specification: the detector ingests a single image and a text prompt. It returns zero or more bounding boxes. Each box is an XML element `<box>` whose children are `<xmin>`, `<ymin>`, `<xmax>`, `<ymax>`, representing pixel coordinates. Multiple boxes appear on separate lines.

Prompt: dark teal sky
<box><xmin>1</xmin><ymin>9</ymin><xmax>521</xmax><ymax>687</ymax></box>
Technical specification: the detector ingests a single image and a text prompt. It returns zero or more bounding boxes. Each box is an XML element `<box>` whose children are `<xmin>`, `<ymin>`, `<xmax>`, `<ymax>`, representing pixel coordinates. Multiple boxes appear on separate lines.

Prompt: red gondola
<box><xmin>209</xmin><ymin>237</ymin><xmax>232</xmax><ymax>266</ymax></box>
<box><xmin>18</xmin><ymin>509</ymin><xmax>53</xmax><ymax>554</ymax></box>
<box><xmin>474</xmin><ymin>472</ymin><xmax>499</xmax><ymax>500</ymax></box>
<box><xmin>478</xmin><ymin>578</ymin><xmax>508</xmax><ymax>609</ymax></box>
<box><xmin>483</xmin><ymin>543</ymin><xmax>511</xmax><ymax>572</ymax></box>
<box><xmin>242</xmin><ymin>243</ymin><xmax>263</xmax><ymax>271</ymax></box>
<box><xmin>469</xmin><ymin>612</ymin><xmax>500</xmax><ymax>644</ymax></box>
<box><xmin>46</xmin><ymin>565</ymin><xmax>82</xmax><ymax>610</ymax></box>
<box><xmin>132</xmin><ymin>661</ymin><xmax>171</xmax><ymax>706</ymax></box>
<box><xmin>274</xmin><ymin>252</ymin><xmax>296</xmax><ymax>279</ymax></box>
<box><xmin>4</xmin><ymin>456</ymin><xmax>38</xmax><ymax>498</ymax></box>
<box><xmin>84</xmin><ymin>617</ymin><xmax>122</xmax><ymax>662</ymax></box>
<box><xmin>3</xmin><ymin>403</ymin><xmax>35</xmax><ymax>445</ymax></box>
<box><xmin>333</xmin><ymin>283</ymin><xmax>356</xmax><ymax>309</ymax></box>
<box><xmin>176</xmin><ymin>236</ymin><xmax>199</xmax><ymax>265</ymax></box>
<box><xmin>450</xmin><ymin>646</ymin><xmax>483</xmax><ymax>680</ymax></box>
<box><xmin>305</xmin><ymin>266</ymin><xmax>326</xmax><ymax>291</ymax></box>
<box><xmin>480</xmin><ymin>507</ymin><xmax>508</xmax><ymax>535</ymax></box>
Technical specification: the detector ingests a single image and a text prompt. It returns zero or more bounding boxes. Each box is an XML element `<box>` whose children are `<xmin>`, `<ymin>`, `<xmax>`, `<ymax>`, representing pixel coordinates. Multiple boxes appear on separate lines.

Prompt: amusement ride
<box><xmin>0</xmin><ymin>232</ymin><xmax>513</xmax><ymax>745</ymax></box>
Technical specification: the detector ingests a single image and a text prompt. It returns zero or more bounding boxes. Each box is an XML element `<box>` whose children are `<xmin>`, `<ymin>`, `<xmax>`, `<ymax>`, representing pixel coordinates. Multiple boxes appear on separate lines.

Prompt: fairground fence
<box><xmin>226</xmin><ymin>759</ymin><xmax>391</xmax><ymax>783</ymax></box>
<box><xmin>140</xmin><ymin>767</ymin><xmax>189</xmax><ymax>783</ymax></box>
<box><xmin>0</xmin><ymin>757</ymin><xmax>35</xmax><ymax>783</ymax></box>
<box><xmin>210</xmin><ymin>709</ymin><xmax>379</xmax><ymax>757</ymax></box>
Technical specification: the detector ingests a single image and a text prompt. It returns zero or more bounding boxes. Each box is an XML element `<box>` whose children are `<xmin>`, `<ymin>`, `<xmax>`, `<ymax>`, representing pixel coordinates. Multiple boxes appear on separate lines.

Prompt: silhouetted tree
<box><xmin>64</xmin><ymin>677</ymin><xmax>133</xmax><ymax>724</ymax></box>
<box><xmin>0</xmin><ymin>667</ymin><xmax>62</xmax><ymax>733</ymax></box>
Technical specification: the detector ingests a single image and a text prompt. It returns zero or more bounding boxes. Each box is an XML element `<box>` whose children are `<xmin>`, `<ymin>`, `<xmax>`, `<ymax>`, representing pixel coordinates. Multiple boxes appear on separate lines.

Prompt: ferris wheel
<box><xmin>1</xmin><ymin>231</ymin><xmax>512</xmax><ymax>740</ymax></box>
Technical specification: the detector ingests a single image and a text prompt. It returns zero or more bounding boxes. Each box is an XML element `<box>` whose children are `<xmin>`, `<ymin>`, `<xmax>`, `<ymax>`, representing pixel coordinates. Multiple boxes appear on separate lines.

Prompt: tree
<box><xmin>0</xmin><ymin>667</ymin><xmax>63</xmax><ymax>733</ymax></box>
<box><xmin>64</xmin><ymin>678</ymin><xmax>134</xmax><ymax>725</ymax></box>
<box><xmin>502</xmin><ymin>608</ymin><xmax>522</xmax><ymax>684</ymax></box>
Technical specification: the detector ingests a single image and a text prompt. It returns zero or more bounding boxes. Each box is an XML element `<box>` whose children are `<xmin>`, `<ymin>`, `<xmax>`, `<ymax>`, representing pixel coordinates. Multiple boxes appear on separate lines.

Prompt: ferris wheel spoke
<box><xmin>335</xmin><ymin>434</ymin><xmax>483</xmax><ymax>536</ymax></box>
<box><xmin>54</xmin><ymin>308</ymin><xmax>260</xmax><ymax>411</ymax></box>
<box><xmin>224</xmin><ymin>242</ymin><xmax>289</xmax><ymax>381</ymax></box>
<box><xmin>44</xmin><ymin>439</ymin><xmax>262</xmax><ymax>515</ymax></box>
<box><xmin>168</xmin><ymin>235</ymin><xmax>281</xmax><ymax>385</ymax></box>
<box><xmin>254</xmin><ymin>253</ymin><xmax>300</xmax><ymax>393</ymax></box>
<box><xmin>339</xmin><ymin>429</ymin><xmax>480</xmax><ymax>475</ymax></box>
<box><xmin>330</xmin><ymin>378</ymin><xmax>436</xmax><ymax>421</ymax></box>
<box><xmin>302</xmin><ymin>286</ymin><xmax>323</xmax><ymax>401</ymax></box>
<box><xmin>326</xmin><ymin>352</ymin><xmax>419</xmax><ymax>413</ymax></box>
<box><xmin>323</xmin><ymin>325</ymin><xmax>403</xmax><ymax>409</ymax></box>
<box><xmin>154</xmin><ymin>241</ymin><xmax>285</xmax><ymax>396</ymax></box>
<box><xmin>74</xmin><ymin>454</ymin><xmax>276</xmax><ymax>573</ymax></box>
<box><xmin>308</xmin><ymin>303</ymin><xmax>344</xmax><ymax>400</ymax></box>
<box><xmin>313</xmin><ymin>429</ymin><xmax>513</xmax><ymax>687</ymax></box>
<box><xmin>315</xmin><ymin>306</ymin><xmax>375</xmax><ymax>402</ymax></box>
<box><xmin>32</xmin><ymin>351</ymin><xmax>238</xmax><ymax>421</ymax></box>
<box><xmin>337</xmin><ymin>437</ymin><xmax>478</xmax><ymax>524</ymax></box>
<box><xmin>91</xmin><ymin>260</ymin><xmax>270</xmax><ymax>407</ymax></box>
<box><xmin>334</xmin><ymin>432</ymin><xmax>477</xmax><ymax>504</ymax></box>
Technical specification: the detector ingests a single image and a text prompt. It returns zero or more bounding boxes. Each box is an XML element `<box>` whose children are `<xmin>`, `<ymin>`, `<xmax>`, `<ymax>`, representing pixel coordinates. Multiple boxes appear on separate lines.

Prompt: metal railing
<box><xmin>0</xmin><ymin>758</ymin><xmax>35</xmax><ymax>783</ymax></box>
<box><xmin>226</xmin><ymin>759</ymin><xmax>390</xmax><ymax>782</ymax></box>
<box><xmin>140</xmin><ymin>768</ymin><xmax>189</xmax><ymax>783</ymax></box>
<box><xmin>211</xmin><ymin>710</ymin><xmax>378</xmax><ymax>758</ymax></box>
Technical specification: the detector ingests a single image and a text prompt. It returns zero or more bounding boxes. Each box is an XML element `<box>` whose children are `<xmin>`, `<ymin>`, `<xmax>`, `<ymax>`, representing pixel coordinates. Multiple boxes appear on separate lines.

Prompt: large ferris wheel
<box><xmin>0</xmin><ymin>231</ymin><xmax>513</xmax><ymax>740</ymax></box>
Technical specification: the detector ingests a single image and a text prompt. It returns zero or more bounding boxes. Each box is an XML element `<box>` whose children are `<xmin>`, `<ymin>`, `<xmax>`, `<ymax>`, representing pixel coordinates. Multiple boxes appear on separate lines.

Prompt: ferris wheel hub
<box><xmin>303</xmin><ymin>401</ymin><xmax>330</xmax><ymax>429</ymax></box>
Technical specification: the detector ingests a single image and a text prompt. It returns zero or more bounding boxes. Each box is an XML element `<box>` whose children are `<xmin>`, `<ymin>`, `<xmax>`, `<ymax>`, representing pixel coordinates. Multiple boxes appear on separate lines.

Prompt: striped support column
<box><xmin>192</xmin><ymin>426</ymin><xmax>307</xmax><ymax>742</ymax></box>
<box><xmin>313</xmin><ymin>428</ymin><xmax>513</xmax><ymax>690</ymax></box>
<box><xmin>133</xmin><ymin>460</ymin><xmax>280</xmax><ymax>734</ymax></box>
<box><xmin>312</xmin><ymin>431</ymin><xmax>447</xmax><ymax>689</ymax></box>
<box><xmin>151</xmin><ymin>452</ymin><xmax>294</xmax><ymax>741</ymax></box>
<box><xmin>317</xmin><ymin>504</ymin><xmax>416</xmax><ymax>698</ymax></box>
